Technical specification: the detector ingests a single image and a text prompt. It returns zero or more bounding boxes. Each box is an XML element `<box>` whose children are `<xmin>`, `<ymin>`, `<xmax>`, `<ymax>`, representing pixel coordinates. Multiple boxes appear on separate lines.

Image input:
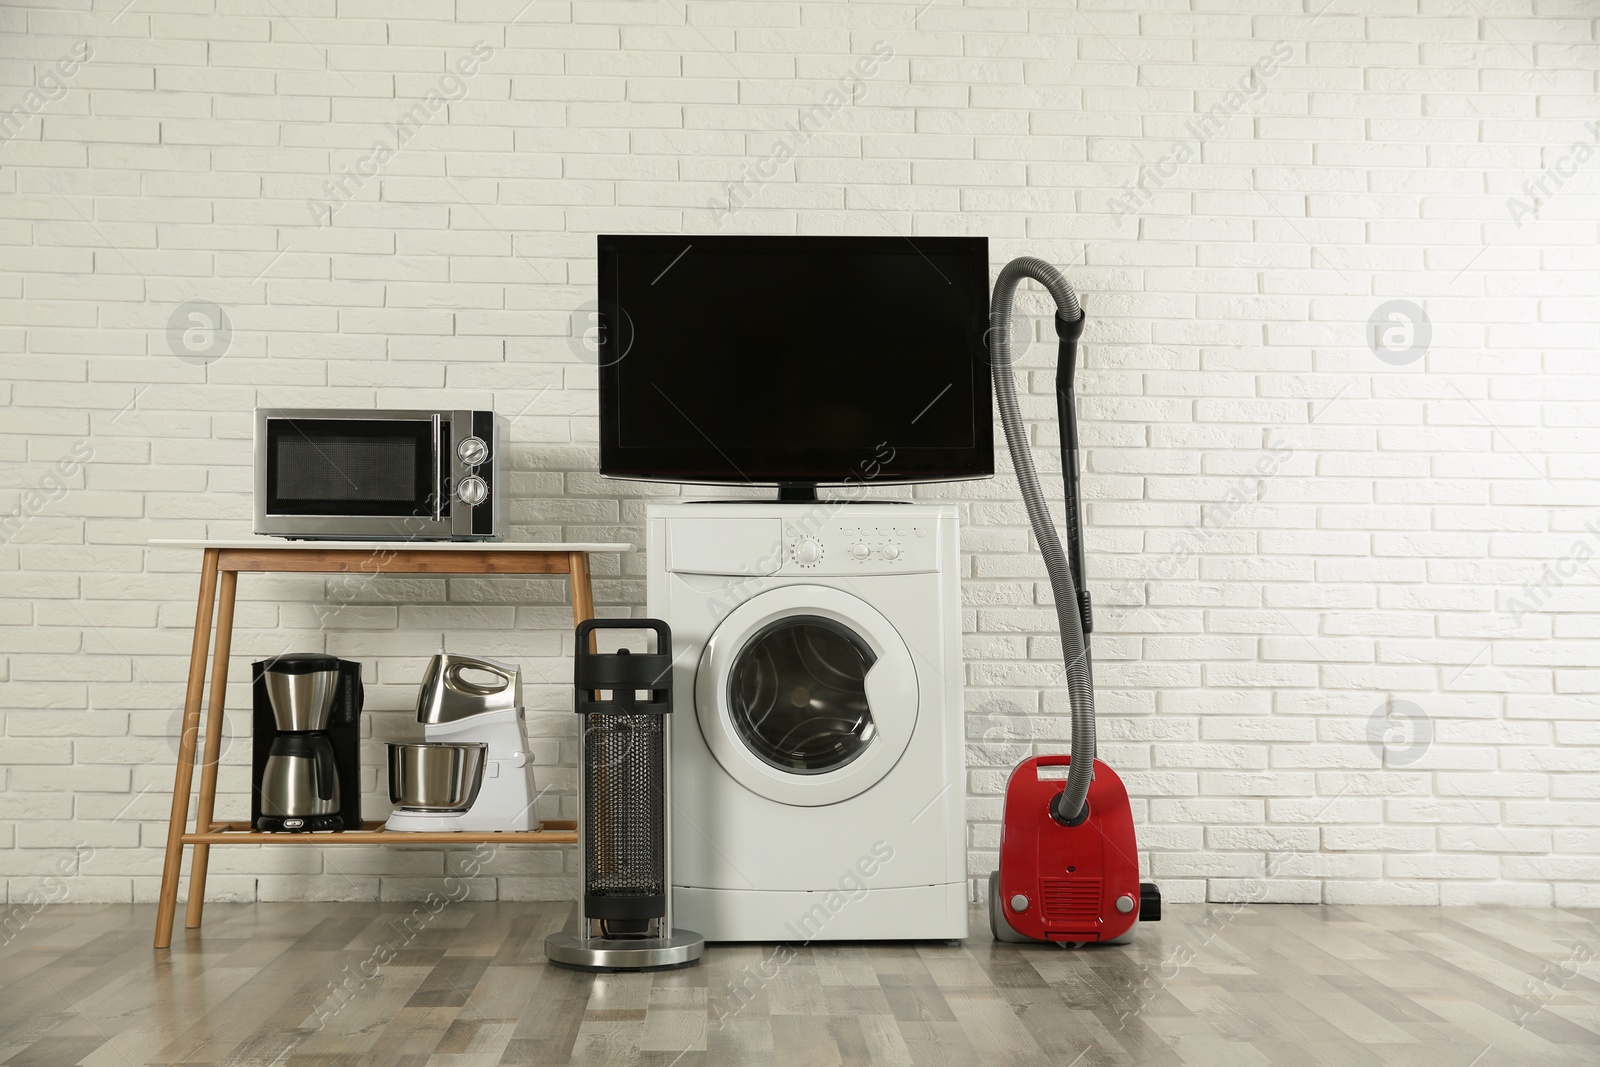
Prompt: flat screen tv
<box><xmin>596</xmin><ymin>234</ymin><xmax>992</xmax><ymax>496</ymax></box>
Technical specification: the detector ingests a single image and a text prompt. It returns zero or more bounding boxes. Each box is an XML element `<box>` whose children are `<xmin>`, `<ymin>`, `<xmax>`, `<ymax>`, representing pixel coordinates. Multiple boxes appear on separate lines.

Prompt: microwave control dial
<box><xmin>457</xmin><ymin>435</ymin><xmax>490</xmax><ymax>467</ymax></box>
<box><xmin>456</xmin><ymin>475</ymin><xmax>489</xmax><ymax>507</ymax></box>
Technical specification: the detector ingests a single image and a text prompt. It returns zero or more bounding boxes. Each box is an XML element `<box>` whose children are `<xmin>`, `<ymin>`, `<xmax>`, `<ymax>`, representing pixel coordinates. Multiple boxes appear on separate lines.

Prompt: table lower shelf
<box><xmin>181</xmin><ymin>819</ymin><xmax>578</xmax><ymax>845</ymax></box>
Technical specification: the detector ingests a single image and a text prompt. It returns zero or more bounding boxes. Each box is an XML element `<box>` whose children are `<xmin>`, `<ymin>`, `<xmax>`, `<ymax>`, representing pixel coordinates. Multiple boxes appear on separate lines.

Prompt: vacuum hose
<box><xmin>989</xmin><ymin>256</ymin><xmax>1094</xmax><ymax>823</ymax></box>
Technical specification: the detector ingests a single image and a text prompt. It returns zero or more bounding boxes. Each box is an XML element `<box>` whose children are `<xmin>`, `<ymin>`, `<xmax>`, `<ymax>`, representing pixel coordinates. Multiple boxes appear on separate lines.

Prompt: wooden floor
<box><xmin>0</xmin><ymin>902</ymin><xmax>1595</xmax><ymax>1066</ymax></box>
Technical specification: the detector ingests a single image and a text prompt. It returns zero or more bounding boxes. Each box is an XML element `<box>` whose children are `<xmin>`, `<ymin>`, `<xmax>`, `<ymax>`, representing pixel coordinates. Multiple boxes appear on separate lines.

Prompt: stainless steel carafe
<box><xmin>260</xmin><ymin>737</ymin><xmax>341</xmax><ymax>817</ymax></box>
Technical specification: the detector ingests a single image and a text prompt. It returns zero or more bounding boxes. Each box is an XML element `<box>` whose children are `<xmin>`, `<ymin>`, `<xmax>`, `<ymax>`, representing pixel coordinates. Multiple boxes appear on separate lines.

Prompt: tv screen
<box><xmin>596</xmin><ymin>234</ymin><xmax>993</xmax><ymax>489</ymax></box>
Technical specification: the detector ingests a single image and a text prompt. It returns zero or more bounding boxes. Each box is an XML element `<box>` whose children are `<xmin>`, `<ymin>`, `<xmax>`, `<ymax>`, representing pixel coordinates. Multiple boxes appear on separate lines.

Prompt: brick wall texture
<box><xmin>2</xmin><ymin>1</ymin><xmax>1598</xmax><ymax>908</ymax></box>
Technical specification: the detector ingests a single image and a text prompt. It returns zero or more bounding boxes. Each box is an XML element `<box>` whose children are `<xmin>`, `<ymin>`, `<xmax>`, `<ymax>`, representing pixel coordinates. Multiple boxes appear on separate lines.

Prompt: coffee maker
<box><xmin>252</xmin><ymin>653</ymin><xmax>362</xmax><ymax>833</ymax></box>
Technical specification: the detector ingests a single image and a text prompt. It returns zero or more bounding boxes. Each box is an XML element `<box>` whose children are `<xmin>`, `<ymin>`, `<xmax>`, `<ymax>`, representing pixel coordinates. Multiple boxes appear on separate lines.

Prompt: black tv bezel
<box><xmin>595</xmin><ymin>234</ymin><xmax>994</xmax><ymax>489</ymax></box>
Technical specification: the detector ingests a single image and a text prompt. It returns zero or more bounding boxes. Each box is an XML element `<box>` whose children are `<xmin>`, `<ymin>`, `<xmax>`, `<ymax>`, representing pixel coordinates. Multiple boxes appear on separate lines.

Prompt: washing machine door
<box><xmin>695</xmin><ymin>585</ymin><xmax>918</xmax><ymax>807</ymax></box>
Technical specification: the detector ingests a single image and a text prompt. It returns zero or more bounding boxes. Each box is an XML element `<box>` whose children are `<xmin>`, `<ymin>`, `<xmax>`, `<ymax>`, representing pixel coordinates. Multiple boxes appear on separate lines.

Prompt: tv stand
<box><xmin>682</xmin><ymin>489</ymin><xmax>913</xmax><ymax>505</ymax></box>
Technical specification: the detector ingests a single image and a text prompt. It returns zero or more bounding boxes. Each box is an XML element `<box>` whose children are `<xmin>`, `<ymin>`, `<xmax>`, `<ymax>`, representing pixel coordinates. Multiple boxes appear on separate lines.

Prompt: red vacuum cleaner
<box><xmin>986</xmin><ymin>257</ymin><xmax>1160</xmax><ymax>945</ymax></box>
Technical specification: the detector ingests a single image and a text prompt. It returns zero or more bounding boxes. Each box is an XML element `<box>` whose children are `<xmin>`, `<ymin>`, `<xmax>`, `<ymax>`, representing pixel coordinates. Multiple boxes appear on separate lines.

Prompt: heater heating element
<box><xmin>583</xmin><ymin>706</ymin><xmax>666</xmax><ymax>935</ymax></box>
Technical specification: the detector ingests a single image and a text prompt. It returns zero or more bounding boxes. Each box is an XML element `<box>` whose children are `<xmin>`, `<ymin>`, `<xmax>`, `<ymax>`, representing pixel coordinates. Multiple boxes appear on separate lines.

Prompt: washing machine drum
<box><xmin>695</xmin><ymin>586</ymin><xmax>918</xmax><ymax>807</ymax></box>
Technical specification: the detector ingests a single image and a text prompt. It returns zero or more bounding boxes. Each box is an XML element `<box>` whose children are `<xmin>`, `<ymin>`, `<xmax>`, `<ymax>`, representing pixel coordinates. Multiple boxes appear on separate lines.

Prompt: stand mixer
<box><xmin>384</xmin><ymin>651</ymin><xmax>538</xmax><ymax>832</ymax></box>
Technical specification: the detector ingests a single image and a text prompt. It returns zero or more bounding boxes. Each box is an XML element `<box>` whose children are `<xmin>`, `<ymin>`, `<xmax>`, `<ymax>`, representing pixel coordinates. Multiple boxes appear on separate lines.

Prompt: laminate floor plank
<box><xmin>856</xmin><ymin>1013</ymin><xmax>914</xmax><ymax>1067</ymax></box>
<box><xmin>814</xmin><ymin>945</ymin><xmax>880</xmax><ymax>990</ymax></box>
<box><xmin>637</xmin><ymin>984</ymin><xmax>706</xmax><ymax>1053</ymax></box>
<box><xmin>769</xmin><ymin>1015</ymin><xmax>843</xmax><ymax>1067</ymax></box>
<box><xmin>461</xmin><ymin>962</ymin><xmax>543</xmax><ymax>1024</ymax></box>
<box><xmin>704</xmin><ymin>1013</ymin><xmax>774</xmax><ymax>1065</ymax></box>
<box><xmin>893</xmin><ymin>1019</ymin><xmax>981</xmax><ymax>1067</ymax></box>
<box><xmin>1</xmin><ymin>903</ymin><xmax>1596</xmax><ymax>1065</ymax></box>
<box><xmin>820</xmin><ymin>985</ymin><xmax>893</xmax><ymax>1016</ymax></box>
<box><xmin>565</xmin><ymin>1006</ymin><xmax>642</xmax><ymax>1067</ymax></box>
<box><xmin>943</xmin><ymin>988</ymin><xmax>1053</xmax><ymax>1067</ymax></box>
<box><xmin>767</xmin><ymin>966</ymin><xmax>831</xmax><ymax>1019</ymax></box>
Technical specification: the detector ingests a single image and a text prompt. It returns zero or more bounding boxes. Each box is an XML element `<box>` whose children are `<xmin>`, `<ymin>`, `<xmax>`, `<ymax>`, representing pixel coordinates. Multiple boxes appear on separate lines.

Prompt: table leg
<box><xmin>185</xmin><ymin>567</ymin><xmax>238</xmax><ymax>930</ymax></box>
<box><xmin>569</xmin><ymin>551</ymin><xmax>600</xmax><ymax>935</ymax></box>
<box><xmin>569</xmin><ymin>551</ymin><xmax>597</xmax><ymax>652</ymax></box>
<box><xmin>155</xmin><ymin>548</ymin><xmax>220</xmax><ymax>949</ymax></box>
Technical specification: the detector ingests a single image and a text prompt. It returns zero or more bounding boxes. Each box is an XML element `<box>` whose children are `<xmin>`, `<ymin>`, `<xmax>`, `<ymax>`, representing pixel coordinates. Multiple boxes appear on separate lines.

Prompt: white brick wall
<box><xmin>2</xmin><ymin>1</ymin><xmax>1597</xmax><ymax>910</ymax></box>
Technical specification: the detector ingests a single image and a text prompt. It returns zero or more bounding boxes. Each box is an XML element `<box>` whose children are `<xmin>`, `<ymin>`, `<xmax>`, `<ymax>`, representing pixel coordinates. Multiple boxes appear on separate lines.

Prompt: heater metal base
<box><xmin>544</xmin><ymin>930</ymin><xmax>704</xmax><ymax>972</ymax></box>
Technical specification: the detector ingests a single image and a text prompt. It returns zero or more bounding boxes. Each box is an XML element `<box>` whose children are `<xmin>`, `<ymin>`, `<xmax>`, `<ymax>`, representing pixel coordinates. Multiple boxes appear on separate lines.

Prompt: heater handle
<box><xmin>574</xmin><ymin>619</ymin><xmax>674</xmax><ymax>716</ymax></box>
<box><xmin>575</xmin><ymin>618</ymin><xmax>672</xmax><ymax>647</ymax></box>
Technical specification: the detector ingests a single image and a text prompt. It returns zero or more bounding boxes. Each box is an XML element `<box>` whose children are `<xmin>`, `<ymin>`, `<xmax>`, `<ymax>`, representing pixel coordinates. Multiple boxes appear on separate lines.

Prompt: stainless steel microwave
<box><xmin>254</xmin><ymin>409</ymin><xmax>506</xmax><ymax>540</ymax></box>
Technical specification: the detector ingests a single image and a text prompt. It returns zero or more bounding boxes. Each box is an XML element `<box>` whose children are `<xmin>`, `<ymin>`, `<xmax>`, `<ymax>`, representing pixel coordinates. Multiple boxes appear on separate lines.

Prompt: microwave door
<box><xmin>257</xmin><ymin>413</ymin><xmax>453</xmax><ymax>539</ymax></box>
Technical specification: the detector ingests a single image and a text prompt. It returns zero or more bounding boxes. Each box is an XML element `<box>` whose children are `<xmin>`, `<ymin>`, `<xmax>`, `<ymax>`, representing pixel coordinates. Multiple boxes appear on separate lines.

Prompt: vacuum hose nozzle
<box><xmin>990</xmin><ymin>256</ymin><xmax>1095</xmax><ymax>824</ymax></box>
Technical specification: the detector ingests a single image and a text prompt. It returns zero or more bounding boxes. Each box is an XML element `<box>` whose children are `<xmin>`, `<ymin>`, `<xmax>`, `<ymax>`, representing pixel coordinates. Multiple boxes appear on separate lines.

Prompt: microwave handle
<box><xmin>430</xmin><ymin>413</ymin><xmax>443</xmax><ymax>522</ymax></box>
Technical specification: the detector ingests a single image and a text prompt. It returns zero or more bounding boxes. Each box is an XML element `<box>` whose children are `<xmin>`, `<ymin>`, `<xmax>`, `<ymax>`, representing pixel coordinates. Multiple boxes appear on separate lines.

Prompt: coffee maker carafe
<box><xmin>252</xmin><ymin>653</ymin><xmax>362</xmax><ymax>833</ymax></box>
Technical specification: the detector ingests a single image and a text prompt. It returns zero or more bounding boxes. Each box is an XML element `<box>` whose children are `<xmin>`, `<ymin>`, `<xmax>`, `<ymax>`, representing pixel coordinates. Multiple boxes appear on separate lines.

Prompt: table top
<box><xmin>149</xmin><ymin>539</ymin><xmax>632</xmax><ymax>553</ymax></box>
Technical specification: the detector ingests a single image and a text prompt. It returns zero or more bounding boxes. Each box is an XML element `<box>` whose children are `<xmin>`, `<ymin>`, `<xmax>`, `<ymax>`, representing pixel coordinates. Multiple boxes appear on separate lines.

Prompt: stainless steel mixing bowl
<box><xmin>387</xmin><ymin>742</ymin><xmax>488</xmax><ymax>812</ymax></box>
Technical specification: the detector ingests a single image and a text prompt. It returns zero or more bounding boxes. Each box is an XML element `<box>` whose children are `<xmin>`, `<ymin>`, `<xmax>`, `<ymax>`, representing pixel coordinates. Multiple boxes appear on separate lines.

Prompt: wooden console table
<box><xmin>148</xmin><ymin>539</ymin><xmax>631</xmax><ymax>949</ymax></box>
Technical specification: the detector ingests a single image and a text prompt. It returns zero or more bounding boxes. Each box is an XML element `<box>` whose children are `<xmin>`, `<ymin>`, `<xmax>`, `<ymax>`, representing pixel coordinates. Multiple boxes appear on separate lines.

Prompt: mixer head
<box><xmin>416</xmin><ymin>650</ymin><xmax>522</xmax><ymax>724</ymax></box>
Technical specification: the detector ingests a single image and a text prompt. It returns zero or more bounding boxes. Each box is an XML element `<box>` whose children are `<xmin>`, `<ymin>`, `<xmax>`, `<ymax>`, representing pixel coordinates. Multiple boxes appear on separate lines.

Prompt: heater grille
<box><xmin>583</xmin><ymin>712</ymin><xmax>665</xmax><ymax>900</ymax></box>
<box><xmin>1041</xmin><ymin>878</ymin><xmax>1102</xmax><ymax>925</ymax></box>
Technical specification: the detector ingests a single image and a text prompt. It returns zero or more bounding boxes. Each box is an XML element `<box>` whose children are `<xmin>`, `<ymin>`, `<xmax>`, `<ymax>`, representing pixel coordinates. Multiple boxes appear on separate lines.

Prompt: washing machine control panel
<box><xmin>782</xmin><ymin>521</ymin><xmax>936</xmax><ymax>574</ymax></box>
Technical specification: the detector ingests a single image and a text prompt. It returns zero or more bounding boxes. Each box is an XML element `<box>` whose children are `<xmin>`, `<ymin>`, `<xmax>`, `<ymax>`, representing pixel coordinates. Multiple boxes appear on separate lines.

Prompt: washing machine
<box><xmin>647</xmin><ymin>501</ymin><xmax>968</xmax><ymax>942</ymax></box>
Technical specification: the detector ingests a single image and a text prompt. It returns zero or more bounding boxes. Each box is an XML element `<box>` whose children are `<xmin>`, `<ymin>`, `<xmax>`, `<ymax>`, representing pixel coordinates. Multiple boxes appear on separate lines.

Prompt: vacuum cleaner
<box><xmin>987</xmin><ymin>257</ymin><xmax>1161</xmax><ymax>945</ymax></box>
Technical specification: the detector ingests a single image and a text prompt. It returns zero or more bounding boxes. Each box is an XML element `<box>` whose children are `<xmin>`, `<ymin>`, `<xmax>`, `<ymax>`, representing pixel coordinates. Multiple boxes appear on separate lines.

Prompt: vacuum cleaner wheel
<box><xmin>988</xmin><ymin>871</ymin><xmax>1033</xmax><ymax>944</ymax></box>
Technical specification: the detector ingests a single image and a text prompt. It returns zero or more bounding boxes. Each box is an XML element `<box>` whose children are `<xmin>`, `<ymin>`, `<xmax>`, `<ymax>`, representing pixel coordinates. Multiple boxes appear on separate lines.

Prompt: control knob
<box><xmin>793</xmin><ymin>538</ymin><xmax>823</xmax><ymax>565</ymax></box>
<box><xmin>456</xmin><ymin>475</ymin><xmax>489</xmax><ymax>506</ymax></box>
<box><xmin>882</xmin><ymin>543</ymin><xmax>901</xmax><ymax>561</ymax></box>
<box><xmin>457</xmin><ymin>435</ymin><xmax>490</xmax><ymax>466</ymax></box>
<box><xmin>850</xmin><ymin>543</ymin><xmax>871</xmax><ymax>561</ymax></box>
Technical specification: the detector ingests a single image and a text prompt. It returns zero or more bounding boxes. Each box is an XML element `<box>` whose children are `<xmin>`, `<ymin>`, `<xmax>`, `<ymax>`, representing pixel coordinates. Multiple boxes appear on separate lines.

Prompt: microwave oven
<box><xmin>254</xmin><ymin>409</ymin><xmax>506</xmax><ymax>540</ymax></box>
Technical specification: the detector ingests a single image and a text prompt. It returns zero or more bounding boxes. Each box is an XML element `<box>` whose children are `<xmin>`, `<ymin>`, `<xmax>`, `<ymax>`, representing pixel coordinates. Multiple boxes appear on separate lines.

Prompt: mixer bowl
<box><xmin>387</xmin><ymin>742</ymin><xmax>488</xmax><ymax>812</ymax></box>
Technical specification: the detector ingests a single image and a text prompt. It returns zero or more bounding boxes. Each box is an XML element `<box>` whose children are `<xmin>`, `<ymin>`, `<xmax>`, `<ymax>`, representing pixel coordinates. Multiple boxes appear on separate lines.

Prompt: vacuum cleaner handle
<box><xmin>1055</xmin><ymin>309</ymin><xmax>1093</xmax><ymax>639</ymax></box>
<box><xmin>1032</xmin><ymin>752</ymin><xmax>1093</xmax><ymax>826</ymax></box>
